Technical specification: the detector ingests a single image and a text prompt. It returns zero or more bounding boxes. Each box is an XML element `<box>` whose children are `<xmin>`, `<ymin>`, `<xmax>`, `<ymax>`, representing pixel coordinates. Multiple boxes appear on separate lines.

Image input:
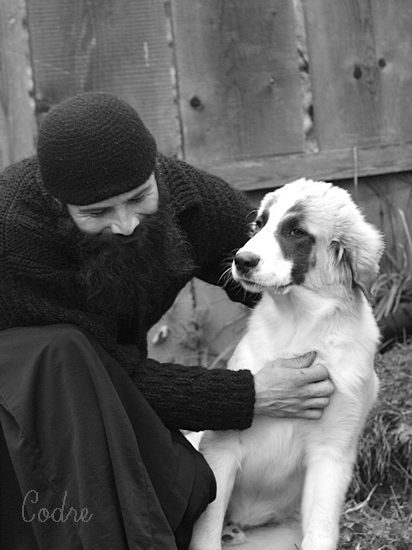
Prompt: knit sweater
<box><xmin>0</xmin><ymin>154</ymin><xmax>257</xmax><ymax>431</ymax></box>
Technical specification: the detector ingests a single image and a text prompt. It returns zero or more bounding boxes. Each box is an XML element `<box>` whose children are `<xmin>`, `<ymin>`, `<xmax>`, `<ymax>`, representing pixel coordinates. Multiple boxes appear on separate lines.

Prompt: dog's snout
<box><xmin>234</xmin><ymin>251</ymin><xmax>260</xmax><ymax>273</ymax></box>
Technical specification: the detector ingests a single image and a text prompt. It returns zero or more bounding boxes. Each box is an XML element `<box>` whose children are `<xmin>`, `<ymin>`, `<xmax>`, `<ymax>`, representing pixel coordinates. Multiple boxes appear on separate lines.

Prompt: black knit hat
<box><xmin>37</xmin><ymin>92</ymin><xmax>157</xmax><ymax>205</ymax></box>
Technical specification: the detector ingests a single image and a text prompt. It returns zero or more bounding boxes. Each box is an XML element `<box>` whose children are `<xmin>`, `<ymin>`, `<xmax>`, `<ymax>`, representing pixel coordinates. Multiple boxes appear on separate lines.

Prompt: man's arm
<box><xmin>160</xmin><ymin>155</ymin><xmax>259</xmax><ymax>307</ymax></box>
<box><xmin>0</xmin><ymin>248</ymin><xmax>257</xmax><ymax>432</ymax></box>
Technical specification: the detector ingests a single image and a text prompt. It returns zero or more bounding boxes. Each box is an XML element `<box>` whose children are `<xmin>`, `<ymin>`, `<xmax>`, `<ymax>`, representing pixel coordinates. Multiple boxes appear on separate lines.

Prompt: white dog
<box><xmin>190</xmin><ymin>179</ymin><xmax>384</xmax><ymax>550</ymax></box>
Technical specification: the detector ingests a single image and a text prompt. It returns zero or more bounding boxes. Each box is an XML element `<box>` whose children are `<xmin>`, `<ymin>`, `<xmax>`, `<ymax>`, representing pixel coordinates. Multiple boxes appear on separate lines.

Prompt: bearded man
<box><xmin>0</xmin><ymin>92</ymin><xmax>334</xmax><ymax>550</ymax></box>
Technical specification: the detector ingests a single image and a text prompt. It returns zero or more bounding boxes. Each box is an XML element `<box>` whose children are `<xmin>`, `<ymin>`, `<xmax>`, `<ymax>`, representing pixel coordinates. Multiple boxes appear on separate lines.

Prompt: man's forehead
<box><xmin>70</xmin><ymin>174</ymin><xmax>156</xmax><ymax>210</ymax></box>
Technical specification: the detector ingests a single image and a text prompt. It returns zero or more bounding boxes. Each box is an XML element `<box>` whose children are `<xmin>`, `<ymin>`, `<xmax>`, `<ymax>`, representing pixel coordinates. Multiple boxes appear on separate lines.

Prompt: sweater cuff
<box><xmin>132</xmin><ymin>361</ymin><xmax>256</xmax><ymax>432</ymax></box>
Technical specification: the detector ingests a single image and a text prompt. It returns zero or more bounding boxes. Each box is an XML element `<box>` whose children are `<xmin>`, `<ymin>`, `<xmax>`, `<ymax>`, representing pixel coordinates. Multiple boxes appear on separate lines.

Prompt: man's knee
<box><xmin>1</xmin><ymin>323</ymin><xmax>92</xmax><ymax>354</ymax></box>
<box><xmin>0</xmin><ymin>324</ymin><xmax>104</xmax><ymax>392</ymax></box>
<box><xmin>28</xmin><ymin>323</ymin><xmax>92</xmax><ymax>351</ymax></box>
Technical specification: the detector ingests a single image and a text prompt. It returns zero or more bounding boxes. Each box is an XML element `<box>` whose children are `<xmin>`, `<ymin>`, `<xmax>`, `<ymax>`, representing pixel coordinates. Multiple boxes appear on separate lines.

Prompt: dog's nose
<box><xmin>234</xmin><ymin>251</ymin><xmax>260</xmax><ymax>273</ymax></box>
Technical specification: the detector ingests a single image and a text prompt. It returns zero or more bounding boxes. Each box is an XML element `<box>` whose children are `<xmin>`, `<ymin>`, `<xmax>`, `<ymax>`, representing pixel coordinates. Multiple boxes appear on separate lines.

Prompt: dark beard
<box><xmin>57</xmin><ymin>186</ymin><xmax>194</xmax><ymax>318</ymax></box>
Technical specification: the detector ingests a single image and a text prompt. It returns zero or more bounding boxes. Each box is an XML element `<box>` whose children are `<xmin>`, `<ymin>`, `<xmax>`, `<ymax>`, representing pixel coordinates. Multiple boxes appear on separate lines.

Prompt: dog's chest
<box><xmin>229</xmin><ymin>294</ymin><xmax>336</xmax><ymax>374</ymax></box>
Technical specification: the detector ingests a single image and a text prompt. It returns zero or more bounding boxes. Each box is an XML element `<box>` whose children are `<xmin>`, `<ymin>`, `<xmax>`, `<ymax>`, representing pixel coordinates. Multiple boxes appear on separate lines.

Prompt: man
<box><xmin>0</xmin><ymin>92</ymin><xmax>333</xmax><ymax>550</ymax></box>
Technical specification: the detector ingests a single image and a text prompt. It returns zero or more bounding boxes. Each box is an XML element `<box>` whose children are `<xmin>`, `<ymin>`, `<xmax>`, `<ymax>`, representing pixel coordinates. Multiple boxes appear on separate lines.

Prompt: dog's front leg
<box><xmin>190</xmin><ymin>433</ymin><xmax>240</xmax><ymax>550</ymax></box>
<box><xmin>300</xmin><ymin>447</ymin><xmax>356</xmax><ymax>550</ymax></box>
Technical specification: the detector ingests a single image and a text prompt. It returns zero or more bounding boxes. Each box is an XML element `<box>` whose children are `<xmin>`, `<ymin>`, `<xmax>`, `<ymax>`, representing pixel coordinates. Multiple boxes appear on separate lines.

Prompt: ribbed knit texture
<box><xmin>37</xmin><ymin>92</ymin><xmax>157</xmax><ymax>205</ymax></box>
<box><xmin>0</xmin><ymin>154</ymin><xmax>257</xmax><ymax>431</ymax></box>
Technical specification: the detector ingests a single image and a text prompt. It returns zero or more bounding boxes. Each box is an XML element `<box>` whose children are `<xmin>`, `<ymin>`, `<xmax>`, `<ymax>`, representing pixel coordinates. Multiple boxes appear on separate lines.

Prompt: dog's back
<box><xmin>191</xmin><ymin>180</ymin><xmax>383</xmax><ymax>550</ymax></box>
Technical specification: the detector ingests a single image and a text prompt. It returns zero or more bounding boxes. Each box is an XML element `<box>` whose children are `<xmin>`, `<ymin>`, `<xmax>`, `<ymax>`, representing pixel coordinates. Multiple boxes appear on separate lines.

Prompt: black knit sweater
<box><xmin>0</xmin><ymin>154</ymin><xmax>257</xmax><ymax>431</ymax></box>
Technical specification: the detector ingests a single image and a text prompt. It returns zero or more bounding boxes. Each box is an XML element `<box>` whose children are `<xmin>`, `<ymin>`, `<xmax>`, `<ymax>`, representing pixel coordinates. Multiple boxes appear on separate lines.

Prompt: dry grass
<box><xmin>338</xmin><ymin>341</ymin><xmax>412</xmax><ymax>549</ymax></box>
<box><xmin>345</xmin><ymin>209</ymin><xmax>412</xmax><ymax>548</ymax></box>
<box><xmin>372</xmin><ymin>208</ymin><xmax>412</xmax><ymax>322</ymax></box>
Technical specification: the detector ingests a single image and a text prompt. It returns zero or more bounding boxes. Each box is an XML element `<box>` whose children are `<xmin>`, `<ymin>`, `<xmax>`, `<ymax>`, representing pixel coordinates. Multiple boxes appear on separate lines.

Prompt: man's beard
<box><xmin>57</xmin><ymin>186</ymin><xmax>194</xmax><ymax>318</ymax></box>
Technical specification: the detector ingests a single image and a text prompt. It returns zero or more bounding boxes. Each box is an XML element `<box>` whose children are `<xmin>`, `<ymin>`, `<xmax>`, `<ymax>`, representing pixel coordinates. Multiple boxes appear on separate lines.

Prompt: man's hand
<box><xmin>253</xmin><ymin>352</ymin><xmax>334</xmax><ymax>420</ymax></box>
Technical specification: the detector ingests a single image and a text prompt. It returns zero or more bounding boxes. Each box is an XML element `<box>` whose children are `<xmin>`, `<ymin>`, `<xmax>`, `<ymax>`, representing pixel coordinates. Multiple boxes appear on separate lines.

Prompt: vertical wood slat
<box><xmin>171</xmin><ymin>0</ymin><xmax>304</xmax><ymax>166</ymax></box>
<box><xmin>26</xmin><ymin>0</ymin><xmax>180</xmax><ymax>157</ymax></box>
<box><xmin>303</xmin><ymin>0</ymin><xmax>412</xmax><ymax>151</ymax></box>
<box><xmin>372</xmin><ymin>0</ymin><xmax>412</xmax><ymax>144</ymax></box>
<box><xmin>0</xmin><ymin>0</ymin><xmax>37</xmax><ymax>169</ymax></box>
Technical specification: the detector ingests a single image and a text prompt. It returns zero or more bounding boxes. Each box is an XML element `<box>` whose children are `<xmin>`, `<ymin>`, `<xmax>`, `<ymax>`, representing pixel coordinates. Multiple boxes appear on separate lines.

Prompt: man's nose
<box><xmin>110</xmin><ymin>210</ymin><xmax>140</xmax><ymax>236</ymax></box>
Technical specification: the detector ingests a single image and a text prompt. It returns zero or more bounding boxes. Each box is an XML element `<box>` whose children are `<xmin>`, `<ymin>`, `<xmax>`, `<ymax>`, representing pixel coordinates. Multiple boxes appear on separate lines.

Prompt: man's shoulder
<box><xmin>0</xmin><ymin>156</ymin><xmax>39</xmax><ymax>200</ymax></box>
<box><xmin>0</xmin><ymin>156</ymin><xmax>55</xmax><ymax>252</ymax></box>
<box><xmin>1</xmin><ymin>155</ymin><xmax>39</xmax><ymax>181</ymax></box>
<box><xmin>158</xmin><ymin>153</ymin><xmax>225</xmax><ymax>186</ymax></box>
<box><xmin>157</xmin><ymin>153</ymin><xmax>246</xmax><ymax>213</ymax></box>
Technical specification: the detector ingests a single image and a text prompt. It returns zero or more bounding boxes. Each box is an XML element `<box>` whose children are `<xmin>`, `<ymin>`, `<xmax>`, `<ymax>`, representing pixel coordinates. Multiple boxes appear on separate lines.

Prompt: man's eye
<box><xmin>129</xmin><ymin>196</ymin><xmax>144</xmax><ymax>204</ymax></box>
<box><xmin>87</xmin><ymin>209</ymin><xmax>107</xmax><ymax>217</ymax></box>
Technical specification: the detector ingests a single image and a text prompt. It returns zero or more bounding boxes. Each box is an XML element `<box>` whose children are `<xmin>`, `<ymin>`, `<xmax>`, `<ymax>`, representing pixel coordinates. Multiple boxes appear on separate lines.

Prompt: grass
<box><xmin>339</xmin><ymin>340</ymin><xmax>412</xmax><ymax>549</ymax></box>
<box><xmin>372</xmin><ymin>208</ymin><xmax>412</xmax><ymax>323</ymax></box>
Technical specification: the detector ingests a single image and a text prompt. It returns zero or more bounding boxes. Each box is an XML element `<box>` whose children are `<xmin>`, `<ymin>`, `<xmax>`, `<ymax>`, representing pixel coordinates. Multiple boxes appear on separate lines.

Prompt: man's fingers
<box><xmin>281</xmin><ymin>351</ymin><xmax>316</xmax><ymax>368</ymax></box>
<box><xmin>299</xmin><ymin>408</ymin><xmax>324</xmax><ymax>420</ymax></box>
<box><xmin>310</xmin><ymin>378</ymin><xmax>335</xmax><ymax>398</ymax></box>
<box><xmin>303</xmin><ymin>396</ymin><xmax>331</xmax><ymax>410</ymax></box>
<box><xmin>303</xmin><ymin>363</ymin><xmax>330</xmax><ymax>383</ymax></box>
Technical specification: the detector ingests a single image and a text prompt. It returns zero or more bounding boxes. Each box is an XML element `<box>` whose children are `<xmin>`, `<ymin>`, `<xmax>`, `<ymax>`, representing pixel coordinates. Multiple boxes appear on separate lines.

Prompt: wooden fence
<box><xmin>2</xmin><ymin>0</ymin><xmax>412</xmax><ymax>365</ymax></box>
<box><xmin>2</xmin><ymin>0</ymin><xmax>412</xmax><ymax>187</ymax></box>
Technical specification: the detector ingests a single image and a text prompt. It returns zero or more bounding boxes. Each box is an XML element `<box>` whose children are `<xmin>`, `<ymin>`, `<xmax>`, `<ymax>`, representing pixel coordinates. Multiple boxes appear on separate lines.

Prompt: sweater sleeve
<box><xmin>160</xmin><ymin>156</ymin><xmax>261</xmax><ymax>308</ymax></box>
<box><xmin>0</xmin><ymin>261</ymin><xmax>255</xmax><ymax>432</ymax></box>
<box><xmin>129</xmin><ymin>358</ymin><xmax>255</xmax><ymax>431</ymax></box>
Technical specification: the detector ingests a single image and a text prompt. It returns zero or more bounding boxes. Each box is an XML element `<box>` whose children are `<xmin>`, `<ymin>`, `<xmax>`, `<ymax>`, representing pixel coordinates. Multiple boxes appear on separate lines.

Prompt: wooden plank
<box><xmin>148</xmin><ymin>284</ymin><xmax>202</xmax><ymax>367</ymax></box>
<box><xmin>338</xmin><ymin>173</ymin><xmax>412</xmax><ymax>264</ymax></box>
<box><xmin>171</xmin><ymin>0</ymin><xmax>305</xmax><ymax>165</ymax></box>
<box><xmin>199</xmin><ymin>142</ymin><xmax>412</xmax><ymax>191</ymax></box>
<box><xmin>372</xmin><ymin>0</ymin><xmax>412</xmax><ymax>143</ymax></box>
<box><xmin>0</xmin><ymin>0</ymin><xmax>37</xmax><ymax>169</ymax></box>
<box><xmin>148</xmin><ymin>280</ymin><xmax>249</xmax><ymax>369</ymax></box>
<box><xmin>192</xmin><ymin>280</ymin><xmax>249</xmax><ymax>369</ymax></box>
<box><xmin>26</xmin><ymin>0</ymin><xmax>180</xmax><ymax>156</ymax></box>
<box><xmin>303</xmin><ymin>0</ymin><xmax>412</xmax><ymax>151</ymax></box>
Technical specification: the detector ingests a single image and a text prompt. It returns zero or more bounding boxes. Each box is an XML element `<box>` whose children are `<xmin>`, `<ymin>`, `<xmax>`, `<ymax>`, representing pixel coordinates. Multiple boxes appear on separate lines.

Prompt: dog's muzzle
<box><xmin>234</xmin><ymin>251</ymin><xmax>260</xmax><ymax>275</ymax></box>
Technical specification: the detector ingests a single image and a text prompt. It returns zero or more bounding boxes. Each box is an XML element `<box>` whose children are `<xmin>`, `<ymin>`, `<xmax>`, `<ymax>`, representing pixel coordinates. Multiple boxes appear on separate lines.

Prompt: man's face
<box><xmin>67</xmin><ymin>173</ymin><xmax>159</xmax><ymax>238</ymax></box>
<box><xmin>58</xmin><ymin>173</ymin><xmax>193</xmax><ymax>318</ymax></box>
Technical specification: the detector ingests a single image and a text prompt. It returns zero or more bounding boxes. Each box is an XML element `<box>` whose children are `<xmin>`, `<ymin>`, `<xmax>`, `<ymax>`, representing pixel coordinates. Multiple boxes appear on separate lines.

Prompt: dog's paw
<box><xmin>221</xmin><ymin>522</ymin><xmax>248</xmax><ymax>546</ymax></box>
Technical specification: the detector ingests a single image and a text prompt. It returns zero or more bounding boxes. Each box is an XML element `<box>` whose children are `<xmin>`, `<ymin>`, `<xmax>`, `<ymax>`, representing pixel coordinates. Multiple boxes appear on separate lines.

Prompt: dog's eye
<box><xmin>251</xmin><ymin>218</ymin><xmax>263</xmax><ymax>233</ymax></box>
<box><xmin>289</xmin><ymin>228</ymin><xmax>306</xmax><ymax>237</ymax></box>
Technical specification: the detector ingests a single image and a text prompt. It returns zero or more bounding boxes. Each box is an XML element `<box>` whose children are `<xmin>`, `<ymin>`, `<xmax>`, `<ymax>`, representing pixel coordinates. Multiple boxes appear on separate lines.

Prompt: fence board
<box><xmin>304</xmin><ymin>0</ymin><xmax>412</xmax><ymax>151</ymax></box>
<box><xmin>26</xmin><ymin>0</ymin><xmax>180</xmax><ymax>156</ymax></box>
<box><xmin>202</xmin><ymin>142</ymin><xmax>412</xmax><ymax>191</ymax></box>
<box><xmin>148</xmin><ymin>280</ymin><xmax>249</xmax><ymax>369</ymax></box>
<box><xmin>372</xmin><ymin>0</ymin><xmax>412</xmax><ymax>143</ymax></box>
<box><xmin>0</xmin><ymin>0</ymin><xmax>37</xmax><ymax>168</ymax></box>
<box><xmin>171</xmin><ymin>0</ymin><xmax>304</xmax><ymax>165</ymax></box>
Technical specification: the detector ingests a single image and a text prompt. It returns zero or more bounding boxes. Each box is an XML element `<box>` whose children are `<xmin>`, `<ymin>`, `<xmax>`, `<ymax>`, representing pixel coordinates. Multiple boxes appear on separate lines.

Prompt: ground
<box><xmin>339</xmin><ymin>340</ymin><xmax>412</xmax><ymax>549</ymax></box>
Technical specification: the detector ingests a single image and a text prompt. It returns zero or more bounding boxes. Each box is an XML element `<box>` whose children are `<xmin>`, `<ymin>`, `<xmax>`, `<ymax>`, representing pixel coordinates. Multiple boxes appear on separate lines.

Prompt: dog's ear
<box><xmin>330</xmin><ymin>222</ymin><xmax>384</xmax><ymax>304</ymax></box>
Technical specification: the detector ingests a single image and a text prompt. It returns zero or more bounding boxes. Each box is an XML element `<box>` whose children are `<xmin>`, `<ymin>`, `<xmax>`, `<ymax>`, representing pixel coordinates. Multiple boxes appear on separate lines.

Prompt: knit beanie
<box><xmin>37</xmin><ymin>92</ymin><xmax>157</xmax><ymax>205</ymax></box>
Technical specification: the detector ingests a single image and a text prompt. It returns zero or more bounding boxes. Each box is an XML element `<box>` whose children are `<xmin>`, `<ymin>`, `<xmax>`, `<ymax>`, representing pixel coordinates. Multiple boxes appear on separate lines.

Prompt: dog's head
<box><xmin>232</xmin><ymin>179</ymin><xmax>384</xmax><ymax>301</ymax></box>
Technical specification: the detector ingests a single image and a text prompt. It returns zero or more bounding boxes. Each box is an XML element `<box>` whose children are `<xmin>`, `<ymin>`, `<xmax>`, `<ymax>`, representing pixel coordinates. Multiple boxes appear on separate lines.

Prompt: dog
<box><xmin>190</xmin><ymin>179</ymin><xmax>384</xmax><ymax>550</ymax></box>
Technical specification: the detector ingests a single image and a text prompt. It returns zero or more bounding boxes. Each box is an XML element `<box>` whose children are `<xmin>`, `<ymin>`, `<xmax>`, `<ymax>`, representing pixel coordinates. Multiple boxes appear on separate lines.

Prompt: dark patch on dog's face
<box><xmin>276</xmin><ymin>211</ymin><xmax>315</xmax><ymax>285</ymax></box>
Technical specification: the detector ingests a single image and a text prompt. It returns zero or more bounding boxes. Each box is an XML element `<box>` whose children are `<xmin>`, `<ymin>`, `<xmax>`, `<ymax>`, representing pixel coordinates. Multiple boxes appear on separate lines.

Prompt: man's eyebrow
<box><xmin>77</xmin><ymin>182</ymin><xmax>152</xmax><ymax>213</ymax></box>
<box><xmin>77</xmin><ymin>204</ymin><xmax>111</xmax><ymax>214</ymax></box>
<box><xmin>126</xmin><ymin>183</ymin><xmax>151</xmax><ymax>200</ymax></box>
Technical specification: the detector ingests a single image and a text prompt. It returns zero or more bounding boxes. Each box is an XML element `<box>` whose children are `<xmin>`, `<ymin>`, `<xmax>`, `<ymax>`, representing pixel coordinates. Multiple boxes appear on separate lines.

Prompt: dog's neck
<box><xmin>266</xmin><ymin>283</ymin><xmax>364</xmax><ymax>325</ymax></box>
